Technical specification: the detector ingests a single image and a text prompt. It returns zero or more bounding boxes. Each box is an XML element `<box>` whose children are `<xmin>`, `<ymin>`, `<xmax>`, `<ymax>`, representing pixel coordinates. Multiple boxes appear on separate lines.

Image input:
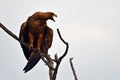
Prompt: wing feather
<box><xmin>23</xmin><ymin>51</ymin><xmax>40</xmax><ymax>73</ymax></box>
<box><xmin>19</xmin><ymin>22</ymin><xmax>30</xmax><ymax>60</ymax></box>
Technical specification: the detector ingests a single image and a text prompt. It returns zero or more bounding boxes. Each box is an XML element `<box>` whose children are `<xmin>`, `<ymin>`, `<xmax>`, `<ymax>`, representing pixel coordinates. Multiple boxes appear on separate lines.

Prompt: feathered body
<box><xmin>19</xmin><ymin>12</ymin><xmax>57</xmax><ymax>73</ymax></box>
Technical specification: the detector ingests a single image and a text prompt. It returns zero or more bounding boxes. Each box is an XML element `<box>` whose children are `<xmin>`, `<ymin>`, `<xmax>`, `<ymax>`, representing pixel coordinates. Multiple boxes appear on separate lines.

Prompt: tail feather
<box><xmin>23</xmin><ymin>51</ymin><xmax>40</xmax><ymax>73</ymax></box>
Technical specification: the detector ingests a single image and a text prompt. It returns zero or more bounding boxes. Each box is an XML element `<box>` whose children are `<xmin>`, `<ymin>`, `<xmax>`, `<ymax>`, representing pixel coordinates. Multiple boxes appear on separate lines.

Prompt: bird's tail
<box><xmin>23</xmin><ymin>51</ymin><xmax>40</xmax><ymax>73</ymax></box>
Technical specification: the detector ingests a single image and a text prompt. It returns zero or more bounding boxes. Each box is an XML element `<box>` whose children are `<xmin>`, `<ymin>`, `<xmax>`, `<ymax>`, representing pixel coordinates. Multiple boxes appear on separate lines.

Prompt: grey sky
<box><xmin>0</xmin><ymin>0</ymin><xmax>120</xmax><ymax>80</ymax></box>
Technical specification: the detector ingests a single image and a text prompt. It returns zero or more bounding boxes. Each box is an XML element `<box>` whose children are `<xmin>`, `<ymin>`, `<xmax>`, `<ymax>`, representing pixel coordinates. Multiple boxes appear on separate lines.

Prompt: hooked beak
<box><xmin>53</xmin><ymin>14</ymin><xmax>57</xmax><ymax>17</ymax></box>
<box><xmin>51</xmin><ymin>14</ymin><xmax>57</xmax><ymax>22</ymax></box>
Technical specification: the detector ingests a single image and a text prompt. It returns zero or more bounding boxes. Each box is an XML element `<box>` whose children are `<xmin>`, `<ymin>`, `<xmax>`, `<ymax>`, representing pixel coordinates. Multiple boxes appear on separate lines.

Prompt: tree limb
<box><xmin>52</xmin><ymin>28</ymin><xmax>69</xmax><ymax>80</ymax></box>
<box><xmin>0</xmin><ymin>22</ymin><xmax>19</xmax><ymax>41</ymax></box>
<box><xmin>0</xmin><ymin>22</ymin><xmax>69</xmax><ymax>80</ymax></box>
<box><xmin>70</xmin><ymin>58</ymin><xmax>78</xmax><ymax>80</ymax></box>
<box><xmin>0</xmin><ymin>22</ymin><xmax>53</xmax><ymax>70</ymax></box>
<box><xmin>57</xmin><ymin>28</ymin><xmax>69</xmax><ymax>61</ymax></box>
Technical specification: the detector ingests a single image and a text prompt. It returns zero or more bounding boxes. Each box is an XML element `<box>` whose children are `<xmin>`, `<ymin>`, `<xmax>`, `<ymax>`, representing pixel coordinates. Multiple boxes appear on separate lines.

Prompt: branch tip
<box><xmin>70</xmin><ymin>58</ymin><xmax>78</xmax><ymax>80</ymax></box>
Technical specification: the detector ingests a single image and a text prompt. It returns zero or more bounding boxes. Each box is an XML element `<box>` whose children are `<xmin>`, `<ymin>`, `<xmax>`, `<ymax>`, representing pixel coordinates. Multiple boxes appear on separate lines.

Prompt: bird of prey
<box><xmin>19</xmin><ymin>12</ymin><xmax>57</xmax><ymax>73</ymax></box>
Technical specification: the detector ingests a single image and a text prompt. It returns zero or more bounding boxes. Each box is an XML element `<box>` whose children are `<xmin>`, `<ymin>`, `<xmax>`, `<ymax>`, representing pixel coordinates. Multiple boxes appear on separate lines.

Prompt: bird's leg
<box><xmin>28</xmin><ymin>32</ymin><xmax>34</xmax><ymax>51</ymax></box>
<box><xmin>37</xmin><ymin>33</ymin><xmax>43</xmax><ymax>53</ymax></box>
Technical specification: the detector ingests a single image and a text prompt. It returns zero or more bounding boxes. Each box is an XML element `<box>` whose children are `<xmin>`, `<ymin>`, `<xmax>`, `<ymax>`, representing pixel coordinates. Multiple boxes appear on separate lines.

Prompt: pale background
<box><xmin>0</xmin><ymin>0</ymin><xmax>120</xmax><ymax>80</ymax></box>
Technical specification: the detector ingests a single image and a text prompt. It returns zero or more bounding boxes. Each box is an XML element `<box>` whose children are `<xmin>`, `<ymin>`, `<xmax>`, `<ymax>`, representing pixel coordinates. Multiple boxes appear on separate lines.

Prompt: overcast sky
<box><xmin>0</xmin><ymin>0</ymin><xmax>120</xmax><ymax>80</ymax></box>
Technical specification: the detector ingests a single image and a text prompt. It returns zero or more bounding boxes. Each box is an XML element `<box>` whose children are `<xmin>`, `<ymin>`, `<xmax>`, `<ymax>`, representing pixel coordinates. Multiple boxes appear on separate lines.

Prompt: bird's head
<box><xmin>32</xmin><ymin>12</ymin><xmax>57</xmax><ymax>22</ymax></box>
<box><xmin>44</xmin><ymin>12</ymin><xmax>57</xmax><ymax>22</ymax></box>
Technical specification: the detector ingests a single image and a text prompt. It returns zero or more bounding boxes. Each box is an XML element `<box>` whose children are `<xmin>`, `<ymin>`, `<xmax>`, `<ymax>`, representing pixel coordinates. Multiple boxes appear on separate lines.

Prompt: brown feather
<box><xmin>19</xmin><ymin>12</ymin><xmax>56</xmax><ymax>73</ymax></box>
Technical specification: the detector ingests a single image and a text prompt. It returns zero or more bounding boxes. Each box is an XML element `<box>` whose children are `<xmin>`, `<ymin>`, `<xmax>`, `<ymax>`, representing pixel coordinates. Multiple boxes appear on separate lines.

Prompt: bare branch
<box><xmin>70</xmin><ymin>58</ymin><xmax>78</xmax><ymax>80</ymax></box>
<box><xmin>0</xmin><ymin>22</ymin><xmax>29</xmax><ymax>49</ymax></box>
<box><xmin>0</xmin><ymin>22</ymin><xmax>53</xmax><ymax>70</ymax></box>
<box><xmin>52</xmin><ymin>28</ymin><xmax>69</xmax><ymax>80</ymax></box>
<box><xmin>0</xmin><ymin>22</ymin><xmax>19</xmax><ymax>41</ymax></box>
<box><xmin>57</xmin><ymin>28</ymin><xmax>69</xmax><ymax>61</ymax></box>
<box><xmin>0</xmin><ymin>22</ymin><xmax>69</xmax><ymax>80</ymax></box>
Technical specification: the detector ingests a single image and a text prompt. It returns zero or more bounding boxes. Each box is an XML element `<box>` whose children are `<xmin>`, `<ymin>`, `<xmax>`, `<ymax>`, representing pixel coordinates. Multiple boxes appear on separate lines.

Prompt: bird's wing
<box><xmin>46</xmin><ymin>27</ymin><xmax>53</xmax><ymax>48</ymax></box>
<box><xmin>23</xmin><ymin>51</ymin><xmax>40</xmax><ymax>73</ymax></box>
<box><xmin>41</xmin><ymin>27</ymin><xmax>53</xmax><ymax>54</ymax></box>
<box><xmin>23</xmin><ymin>26</ymin><xmax>53</xmax><ymax>73</ymax></box>
<box><xmin>19</xmin><ymin>22</ymin><xmax>30</xmax><ymax>60</ymax></box>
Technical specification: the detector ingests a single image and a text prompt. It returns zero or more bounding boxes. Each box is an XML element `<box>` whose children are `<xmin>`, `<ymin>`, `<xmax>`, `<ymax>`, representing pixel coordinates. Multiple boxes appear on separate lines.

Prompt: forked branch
<box><xmin>52</xmin><ymin>29</ymin><xmax>69</xmax><ymax>80</ymax></box>
<box><xmin>0</xmin><ymin>22</ymin><xmax>69</xmax><ymax>80</ymax></box>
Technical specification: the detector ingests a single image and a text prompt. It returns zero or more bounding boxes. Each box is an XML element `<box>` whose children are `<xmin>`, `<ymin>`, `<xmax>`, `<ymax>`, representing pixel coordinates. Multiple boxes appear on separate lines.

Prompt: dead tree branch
<box><xmin>0</xmin><ymin>22</ymin><xmax>54</xmax><ymax>70</ymax></box>
<box><xmin>0</xmin><ymin>22</ymin><xmax>69</xmax><ymax>80</ymax></box>
<box><xmin>52</xmin><ymin>29</ymin><xmax>69</xmax><ymax>80</ymax></box>
<box><xmin>0</xmin><ymin>22</ymin><xmax>54</xmax><ymax>69</ymax></box>
<box><xmin>70</xmin><ymin>58</ymin><xmax>78</xmax><ymax>80</ymax></box>
<box><xmin>0</xmin><ymin>22</ymin><xmax>19</xmax><ymax>41</ymax></box>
